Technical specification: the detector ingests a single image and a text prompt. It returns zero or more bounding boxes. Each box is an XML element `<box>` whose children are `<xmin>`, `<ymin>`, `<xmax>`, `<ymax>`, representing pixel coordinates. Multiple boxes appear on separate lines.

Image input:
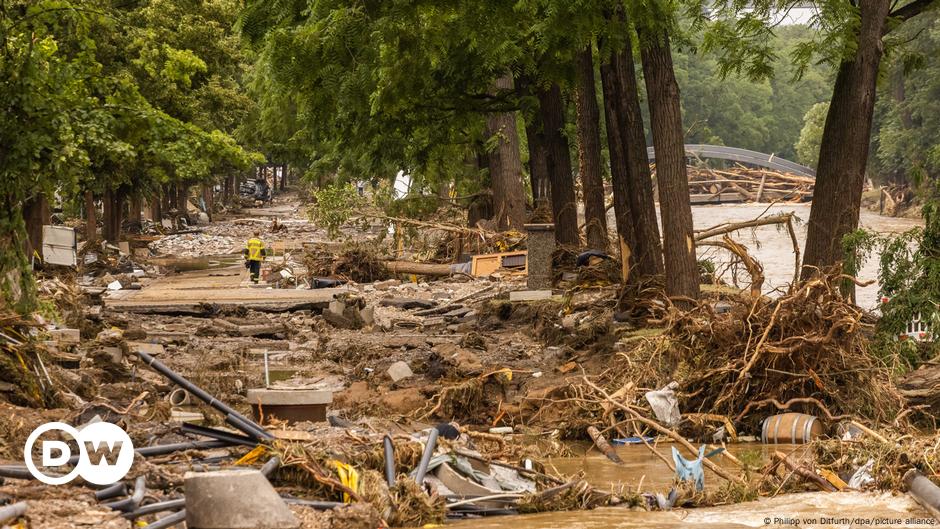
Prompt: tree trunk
<box><xmin>639</xmin><ymin>29</ymin><xmax>700</xmax><ymax>300</ymax></box>
<box><xmin>22</xmin><ymin>194</ymin><xmax>49</xmax><ymax>261</ymax></box>
<box><xmin>600</xmin><ymin>54</ymin><xmax>639</xmax><ymax>274</ymax></box>
<box><xmin>612</xmin><ymin>27</ymin><xmax>664</xmax><ymax>277</ymax></box>
<box><xmin>525</xmin><ymin>119</ymin><xmax>550</xmax><ymax>203</ymax></box>
<box><xmin>129</xmin><ymin>193</ymin><xmax>142</xmax><ymax>233</ymax></box>
<box><xmin>517</xmin><ymin>75</ymin><xmax>550</xmax><ymax>203</ymax></box>
<box><xmin>85</xmin><ymin>191</ymin><xmax>97</xmax><ymax>242</ymax></box>
<box><xmin>537</xmin><ymin>83</ymin><xmax>580</xmax><ymax>247</ymax></box>
<box><xmin>801</xmin><ymin>0</ymin><xmax>891</xmax><ymax>288</ymax></box>
<box><xmin>103</xmin><ymin>189</ymin><xmax>114</xmax><ymax>242</ymax></box>
<box><xmin>280</xmin><ymin>165</ymin><xmax>288</xmax><ymax>190</ymax></box>
<box><xmin>1</xmin><ymin>197</ymin><xmax>35</xmax><ymax>311</ymax></box>
<box><xmin>485</xmin><ymin>74</ymin><xmax>527</xmax><ymax>231</ymax></box>
<box><xmin>176</xmin><ymin>184</ymin><xmax>189</xmax><ymax>213</ymax></box>
<box><xmin>574</xmin><ymin>46</ymin><xmax>609</xmax><ymax>251</ymax></box>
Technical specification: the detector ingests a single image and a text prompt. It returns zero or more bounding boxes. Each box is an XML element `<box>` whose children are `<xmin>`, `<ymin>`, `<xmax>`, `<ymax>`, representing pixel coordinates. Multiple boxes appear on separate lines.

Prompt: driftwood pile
<box><xmin>685</xmin><ymin>165</ymin><xmax>814</xmax><ymax>203</ymax></box>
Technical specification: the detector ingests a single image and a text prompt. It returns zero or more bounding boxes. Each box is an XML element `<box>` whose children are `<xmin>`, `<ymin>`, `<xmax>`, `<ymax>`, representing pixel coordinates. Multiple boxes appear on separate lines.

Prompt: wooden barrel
<box><xmin>761</xmin><ymin>413</ymin><xmax>824</xmax><ymax>444</ymax></box>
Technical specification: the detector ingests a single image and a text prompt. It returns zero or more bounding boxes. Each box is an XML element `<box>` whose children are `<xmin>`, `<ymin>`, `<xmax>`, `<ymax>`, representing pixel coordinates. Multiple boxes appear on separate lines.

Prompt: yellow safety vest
<box><xmin>245</xmin><ymin>238</ymin><xmax>265</xmax><ymax>261</ymax></box>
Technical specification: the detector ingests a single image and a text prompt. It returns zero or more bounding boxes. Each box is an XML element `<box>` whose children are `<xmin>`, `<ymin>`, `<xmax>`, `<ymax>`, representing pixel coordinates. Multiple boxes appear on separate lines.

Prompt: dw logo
<box><xmin>23</xmin><ymin>422</ymin><xmax>135</xmax><ymax>486</ymax></box>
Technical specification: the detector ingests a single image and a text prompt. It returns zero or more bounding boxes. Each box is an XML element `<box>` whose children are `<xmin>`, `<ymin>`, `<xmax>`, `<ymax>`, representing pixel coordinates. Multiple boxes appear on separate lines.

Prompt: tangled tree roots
<box><xmin>667</xmin><ymin>273</ymin><xmax>903</xmax><ymax>424</ymax></box>
<box><xmin>304</xmin><ymin>242</ymin><xmax>389</xmax><ymax>283</ymax></box>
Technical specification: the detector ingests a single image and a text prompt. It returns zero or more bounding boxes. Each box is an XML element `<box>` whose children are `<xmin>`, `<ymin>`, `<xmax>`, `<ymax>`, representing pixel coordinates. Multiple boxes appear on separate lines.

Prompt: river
<box><xmin>449</xmin><ymin>443</ymin><xmax>931</xmax><ymax>528</ymax></box>
<box><xmin>684</xmin><ymin>203</ymin><xmax>921</xmax><ymax>310</ymax></box>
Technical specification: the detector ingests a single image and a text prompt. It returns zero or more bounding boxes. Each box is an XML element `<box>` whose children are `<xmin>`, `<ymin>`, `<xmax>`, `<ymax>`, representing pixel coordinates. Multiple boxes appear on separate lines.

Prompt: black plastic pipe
<box><xmin>124</xmin><ymin>499</ymin><xmax>186</xmax><ymax>519</ymax></box>
<box><xmin>383</xmin><ymin>435</ymin><xmax>396</xmax><ymax>487</ymax></box>
<box><xmin>94</xmin><ymin>482</ymin><xmax>128</xmax><ymax>501</ymax></box>
<box><xmin>414</xmin><ymin>429</ymin><xmax>438</xmax><ymax>485</ymax></box>
<box><xmin>260</xmin><ymin>456</ymin><xmax>281</xmax><ymax>478</ymax></box>
<box><xmin>179</xmin><ymin>423</ymin><xmax>258</xmax><ymax>447</ymax></box>
<box><xmin>136</xmin><ymin>439</ymin><xmax>233</xmax><ymax>458</ymax></box>
<box><xmin>102</xmin><ymin>476</ymin><xmax>146</xmax><ymax>512</ymax></box>
<box><xmin>282</xmin><ymin>498</ymin><xmax>345</xmax><ymax>510</ymax></box>
<box><xmin>142</xmin><ymin>509</ymin><xmax>186</xmax><ymax>529</ymax></box>
<box><xmin>135</xmin><ymin>350</ymin><xmax>272</xmax><ymax>440</ymax></box>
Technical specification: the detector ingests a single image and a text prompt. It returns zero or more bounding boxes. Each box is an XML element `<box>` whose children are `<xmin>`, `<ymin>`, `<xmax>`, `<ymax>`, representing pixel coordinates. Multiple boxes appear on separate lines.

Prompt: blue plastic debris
<box><xmin>672</xmin><ymin>445</ymin><xmax>706</xmax><ymax>491</ymax></box>
<box><xmin>612</xmin><ymin>436</ymin><xmax>656</xmax><ymax>445</ymax></box>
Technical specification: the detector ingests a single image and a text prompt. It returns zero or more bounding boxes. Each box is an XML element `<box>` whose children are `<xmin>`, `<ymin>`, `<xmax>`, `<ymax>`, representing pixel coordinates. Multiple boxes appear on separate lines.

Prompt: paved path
<box><xmin>105</xmin><ymin>265</ymin><xmax>344</xmax><ymax>314</ymax></box>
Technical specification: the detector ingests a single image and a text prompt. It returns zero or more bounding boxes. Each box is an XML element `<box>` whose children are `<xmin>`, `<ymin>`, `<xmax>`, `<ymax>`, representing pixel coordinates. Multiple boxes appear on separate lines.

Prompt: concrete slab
<box><xmin>104</xmin><ymin>265</ymin><xmax>346</xmax><ymax>314</ymax></box>
<box><xmin>185</xmin><ymin>469</ymin><xmax>299</xmax><ymax>529</ymax></box>
<box><xmin>246</xmin><ymin>388</ymin><xmax>333</xmax><ymax>406</ymax></box>
<box><xmin>509</xmin><ymin>290</ymin><xmax>553</xmax><ymax>302</ymax></box>
<box><xmin>387</xmin><ymin>361</ymin><xmax>413</xmax><ymax>382</ymax></box>
<box><xmin>127</xmin><ymin>341</ymin><xmax>165</xmax><ymax>356</ymax></box>
<box><xmin>47</xmin><ymin>328</ymin><xmax>80</xmax><ymax>343</ymax></box>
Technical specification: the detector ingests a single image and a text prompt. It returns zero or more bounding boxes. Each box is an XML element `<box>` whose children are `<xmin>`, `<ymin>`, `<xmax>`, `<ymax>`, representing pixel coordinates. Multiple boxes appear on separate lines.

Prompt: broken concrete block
<box><xmin>127</xmin><ymin>342</ymin><xmax>164</xmax><ymax>356</ymax></box>
<box><xmin>509</xmin><ymin>290</ymin><xmax>553</xmax><ymax>302</ymax></box>
<box><xmin>246</xmin><ymin>388</ymin><xmax>333</xmax><ymax>424</ymax></box>
<box><xmin>185</xmin><ymin>469</ymin><xmax>299</xmax><ymax>529</ymax></box>
<box><xmin>360</xmin><ymin>305</ymin><xmax>375</xmax><ymax>327</ymax></box>
<box><xmin>379</xmin><ymin>298</ymin><xmax>436</xmax><ymax>309</ymax></box>
<box><xmin>48</xmin><ymin>328</ymin><xmax>80</xmax><ymax>344</ymax></box>
<box><xmin>374</xmin><ymin>279</ymin><xmax>401</xmax><ymax>290</ymax></box>
<box><xmin>328</xmin><ymin>299</ymin><xmax>346</xmax><ymax>316</ymax></box>
<box><xmin>387</xmin><ymin>361</ymin><xmax>413</xmax><ymax>382</ymax></box>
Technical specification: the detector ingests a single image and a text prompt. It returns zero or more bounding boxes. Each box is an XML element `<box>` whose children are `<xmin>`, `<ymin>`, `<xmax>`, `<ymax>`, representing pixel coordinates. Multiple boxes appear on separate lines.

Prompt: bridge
<box><xmin>647</xmin><ymin>144</ymin><xmax>816</xmax><ymax>178</ymax></box>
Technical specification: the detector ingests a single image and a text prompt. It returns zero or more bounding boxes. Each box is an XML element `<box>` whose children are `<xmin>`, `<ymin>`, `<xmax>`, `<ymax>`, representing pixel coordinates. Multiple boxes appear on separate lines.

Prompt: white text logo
<box><xmin>23</xmin><ymin>422</ymin><xmax>135</xmax><ymax>485</ymax></box>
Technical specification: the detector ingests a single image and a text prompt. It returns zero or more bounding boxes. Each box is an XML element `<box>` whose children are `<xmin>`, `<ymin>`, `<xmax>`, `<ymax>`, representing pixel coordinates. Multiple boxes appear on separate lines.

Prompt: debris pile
<box><xmin>685</xmin><ymin>165</ymin><xmax>814</xmax><ymax>202</ymax></box>
<box><xmin>149</xmin><ymin>233</ymin><xmax>240</xmax><ymax>257</ymax></box>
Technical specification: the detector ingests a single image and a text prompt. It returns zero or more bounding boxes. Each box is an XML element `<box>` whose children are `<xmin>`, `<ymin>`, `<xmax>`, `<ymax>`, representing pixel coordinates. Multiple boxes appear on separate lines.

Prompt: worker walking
<box><xmin>243</xmin><ymin>231</ymin><xmax>266</xmax><ymax>284</ymax></box>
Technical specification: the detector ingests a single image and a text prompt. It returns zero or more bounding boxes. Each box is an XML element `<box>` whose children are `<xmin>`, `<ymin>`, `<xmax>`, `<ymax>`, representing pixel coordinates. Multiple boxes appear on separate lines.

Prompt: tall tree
<box><xmin>637</xmin><ymin>24</ymin><xmax>700</xmax><ymax>299</ymax></box>
<box><xmin>538</xmin><ymin>83</ymin><xmax>580</xmax><ymax>246</ymax></box>
<box><xmin>602</xmin><ymin>10</ymin><xmax>664</xmax><ymax>278</ymax></box>
<box><xmin>485</xmin><ymin>74</ymin><xmax>527</xmax><ymax>230</ymax></box>
<box><xmin>574</xmin><ymin>46</ymin><xmax>609</xmax><ymax>251</ymax></box>
<box><xmin>801</xmin><ymin>0</ymin><xmax>894</xmax><ymax>280</ymax></box>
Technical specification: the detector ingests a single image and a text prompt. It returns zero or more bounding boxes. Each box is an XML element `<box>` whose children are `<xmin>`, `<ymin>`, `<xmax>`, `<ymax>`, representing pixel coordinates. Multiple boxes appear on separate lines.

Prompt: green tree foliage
<box><xmin>872</xmin><ymin>11</ymin><xmax>940</xmax><ymax>189</ymax></box>
<box><xmin>0</xmin><ymin>0</ymin><xmax>258</xmax><ymax>311</ymax></box>
<box><xmin>795</xmin><ymin>101</ymin><xmax>829</xmax><ymax>167</ymax></box>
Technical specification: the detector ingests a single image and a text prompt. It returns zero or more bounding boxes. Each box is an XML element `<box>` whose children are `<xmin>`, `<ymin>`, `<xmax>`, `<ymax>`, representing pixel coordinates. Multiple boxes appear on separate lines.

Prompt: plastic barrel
<box><xmin>761</xmin><ymin>413</ymin><xmax>824</xmax><ymax>444</ymax></box>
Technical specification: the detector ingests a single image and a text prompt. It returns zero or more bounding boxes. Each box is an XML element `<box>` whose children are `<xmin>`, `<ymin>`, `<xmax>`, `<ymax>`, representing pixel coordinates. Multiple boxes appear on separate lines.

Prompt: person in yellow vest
<box><xmin>243</xmin><ymin>231</ymin><xmax>266</xmax><ymax>283</ymax></box>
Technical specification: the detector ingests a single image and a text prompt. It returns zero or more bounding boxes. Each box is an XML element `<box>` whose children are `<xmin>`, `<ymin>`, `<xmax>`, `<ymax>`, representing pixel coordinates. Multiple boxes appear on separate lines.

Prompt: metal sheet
<box><xmin>41</xmin><ymin>225</ymin><xmax>76</xmax><ymax>266</ymax></box>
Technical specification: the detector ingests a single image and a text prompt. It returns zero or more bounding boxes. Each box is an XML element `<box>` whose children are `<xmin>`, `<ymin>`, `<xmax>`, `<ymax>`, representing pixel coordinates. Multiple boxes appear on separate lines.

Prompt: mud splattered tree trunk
<box><xmin>85</xmin><ymin>191</ymin><xmax>97</xmax><ymax>242</ymax></box>
<box><xmin>485</xmin><ymin>74</ymin><xmax>527</xmax><ymax>230</ymax></box>
<box><xmin>22</xmin><ymin>194</ymin><xmax>49</xmax><ymax>261</ymax></box>
<box><xmin>612</xmin><ymin>27</ymin><xmax>664</xmax><ymax>277</ymax></box>
<box><xmin>574</xmin><ymin>46</ymin><xmax>609</xmax><ymax>251</ymax></box>
<box><xmin>802</xmin><ymin>0</ymin><xmax>892</xmax><ymax>286</ymax></box>
<box><xmin>537</xmin><ymin>83</ymin><xmax>579</xmax><ymax>246</ymax></box>
<box><xmin>102</xmin><ymin>188</ymin><xmax>126</xmax><ymax>243</ymax></box>
<box><xmin>639</xmin><ymin>29</ymin><xmax>699</xmax><ymax>300</ymax></box>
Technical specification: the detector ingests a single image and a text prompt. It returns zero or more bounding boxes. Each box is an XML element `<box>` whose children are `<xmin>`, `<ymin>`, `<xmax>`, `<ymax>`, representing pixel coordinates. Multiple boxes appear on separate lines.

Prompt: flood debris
<box><xmin>4</xmin><ymin>195</ymin><xmax>938</xmax><ymax>528</ymax></box>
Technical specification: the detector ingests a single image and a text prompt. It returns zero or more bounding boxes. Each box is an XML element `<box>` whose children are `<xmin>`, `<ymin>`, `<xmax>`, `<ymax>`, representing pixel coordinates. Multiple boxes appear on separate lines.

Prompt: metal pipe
<box><xmin>0</xmin><ymin>502</ymin><xmax>28</xmax><ymax>524</ymax></box>
<box><xmin>413</xmin><ymin>428</ymin><xmax>438</xmax><ymax>485</ymax></box>
<box><xmin>261</xmin><ymin>456</ymin><xmax>281</xmax><ymax>478</ymax></box>
<box><xmin>383</xmin><ymin>435</ymin><xmax>396</xmax><ymax>486</ymax></box>
<box><xmin>125</xmin><ymin>499</ymin><xmax>186</xmax><ymax>519</ymax></box>
<box><xmin>135</xmin><ymin>350</ymin><xmax>272</xmax><ymax>440</ymax></box>
<box><xmin>94</xmin><ymin>482</ymin><xmax>127</xmax><ymax>501</ymax></box>
<box><xmin>179</xmin><ymin>423</ymin><xmax>258</xmax><ymax>447</ymax></box>
<box><xmin>102</xmin><ymin>476</ymin><xmax>146</xmax><ymax>512</ymax></box>
<box><xmin>142</xmin><ymin>509</ymin><xmax>186</xmax><ymax>529</ymax></box>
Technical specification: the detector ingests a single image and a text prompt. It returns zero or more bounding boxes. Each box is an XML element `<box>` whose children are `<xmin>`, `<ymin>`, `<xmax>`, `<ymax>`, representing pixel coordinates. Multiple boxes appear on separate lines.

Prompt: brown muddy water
<box><xmin>449</xmin><ymin>443</ymin><xmax>931</xmax><ymax>528</ymax></box>
<box><xmin>686</xmin><ymin>204</ymin><xmax>922</xmax><ymax>311</ymax></box>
